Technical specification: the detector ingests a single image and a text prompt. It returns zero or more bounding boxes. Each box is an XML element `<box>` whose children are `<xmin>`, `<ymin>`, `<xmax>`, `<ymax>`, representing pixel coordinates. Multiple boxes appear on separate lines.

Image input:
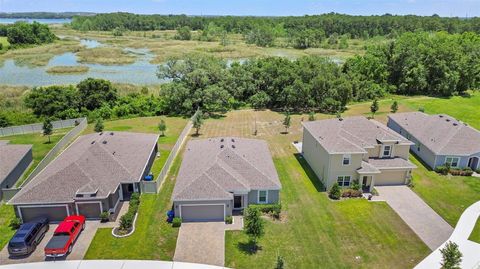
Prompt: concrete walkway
<box><xmin>374</xmin><ymin>186</ymin><xmax>453</xmax><ymax>250</ymax></box>
<box><xmin>0</xmin><ymin>260</ymin><xmax>231</xmax><ymax>269</ymax></box>
<box><xmin>415</xmin><ymin>201</ymin><xmax>480</xmax><ymax>269</ymax></box>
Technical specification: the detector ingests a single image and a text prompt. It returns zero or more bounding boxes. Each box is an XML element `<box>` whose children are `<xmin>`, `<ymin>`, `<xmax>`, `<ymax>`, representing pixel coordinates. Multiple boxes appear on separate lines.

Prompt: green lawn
<box><xmin>225</xmin><ymin>155</ymin><xmax>429</xmax><ymax>269</ymax></box>
<box><xmin>84</xmin><ymin>150</ymin><xmax>182</xmax><ymax>260</ymax></box>
<box><xmin>0</xmin><ymin>204</ymin><xmax>16</xmax><ymax>250</ymax></box>
<box><xmin>469</xmin><ymin>218</ymin><xmax>480</xmax><ymax>243</ymax></box>
<box><xmin>2</xmin><ymin>128</ymin><xmax>72</xmax><ymax>187</ymax></box>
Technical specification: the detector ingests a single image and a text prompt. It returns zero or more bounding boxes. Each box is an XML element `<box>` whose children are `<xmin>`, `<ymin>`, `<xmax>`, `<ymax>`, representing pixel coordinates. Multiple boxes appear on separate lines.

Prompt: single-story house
<box><xmin>172</xmin><ymin>137</ymin><xmax>281</xmax><ymax>222</ymax></box>
<box><xmin>0</xmin><ymin>141</ymin><xmax>33</xmax><ymax>200</ymax></box>
<box><xmin>388</xmin><ymin>112</ymin><xmax>480</xmax><ymax>170</ymax></box>
<box><xmin>302</xmin><ymin>116</ymin><xmax>416</xmax><ymax>191</ymax></box>
<box><xmin>9</xmin><ymin>131</ymin><xmax>158</xmax><ymax>222</ymax></box>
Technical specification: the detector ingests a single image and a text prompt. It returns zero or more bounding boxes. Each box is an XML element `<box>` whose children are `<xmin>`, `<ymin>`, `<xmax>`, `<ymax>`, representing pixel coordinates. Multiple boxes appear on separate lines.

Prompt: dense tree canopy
<box><xmin>3</xmin><ymin>22</ymin><xmax>56</xmax><ymax>46</ymax></box>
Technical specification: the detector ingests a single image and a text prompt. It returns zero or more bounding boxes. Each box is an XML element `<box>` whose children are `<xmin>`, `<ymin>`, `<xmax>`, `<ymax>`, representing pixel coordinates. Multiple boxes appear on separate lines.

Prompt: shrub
<box><xmin>351</xmin><ymin>179</ymin><xmax>361</xmax><ymax>191</ymax></box>
<box><xmin>9</xmin><ymin>218</ymin><xmax>22</xmax><ymax>230</ymax></box>
<box><xmin>329</xmin><ymin>183</ymin><xmax>341</xmax><ymax>200</ymax></box>
<box><xmin>225</xmin><ymin>216</ymin><xmax>233</xmax><ymax>224</ymax></box>
<box><xmin>172</xmin><ymin>217</ymin><xmax>182</xmax><ymax>227</ymax></box>
<box><xmin>249</xmin><ymin>203</ymin><xmax>282</xmax><ymax>219</ymax></box>
<box><xmin>118</xmin><ymin>192</ymin><xmax>141</xmax><ymax>231</ymax></box>
<box><xmin>435</xmin><ymin>165</ymin><xmax>449</xmax><ymax>175</ymax></box>
<box><xmin>100</xmin><ymin>211</ymin><xmax>109</xmax><ymax>222</ymax></box>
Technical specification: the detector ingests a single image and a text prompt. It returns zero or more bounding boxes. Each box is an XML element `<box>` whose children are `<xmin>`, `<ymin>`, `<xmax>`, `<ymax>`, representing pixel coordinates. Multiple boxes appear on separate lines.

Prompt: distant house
<box><xmin>302</xmin><ymin>117</ymin><xmax>416</xmax><ymax>192</ymax></box>
<box><xmin>9</xmin><ymin>132</ymin><xmax>158</xmax><ymax>223</ymax></box>
<box><xmin>0</xmin><ymin>141</ymin><xmax>32</xmax><ymax>200</ymax></box>
<box><xmin>172</xmin><ymin>137</ymin><xmax>281</xmax><ymax>222</ymax></box>
<box><xmin>388</xmin><ymin>112</ymin><xmax>480</xmax><ymax>170</ymax></box>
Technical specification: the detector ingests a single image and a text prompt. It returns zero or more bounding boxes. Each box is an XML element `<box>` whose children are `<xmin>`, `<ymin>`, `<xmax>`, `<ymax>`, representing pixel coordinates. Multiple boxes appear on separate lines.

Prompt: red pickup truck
<box><xmin>44</xmin><ymin>215</ymin><xmax>85</xmax><ymax>258</ymax></box>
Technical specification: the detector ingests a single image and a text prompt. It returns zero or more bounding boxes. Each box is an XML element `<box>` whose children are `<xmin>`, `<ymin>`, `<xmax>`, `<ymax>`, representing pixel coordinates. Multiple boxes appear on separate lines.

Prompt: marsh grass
<box><xmin>77</xmin><ymin>47</ymin><xmax>136</xmax><ymax>65</ymax></box>
<box><xmin>46</xmin><ymin>65</ymin><xmax>89</xmax><ymax>74</ymax></box>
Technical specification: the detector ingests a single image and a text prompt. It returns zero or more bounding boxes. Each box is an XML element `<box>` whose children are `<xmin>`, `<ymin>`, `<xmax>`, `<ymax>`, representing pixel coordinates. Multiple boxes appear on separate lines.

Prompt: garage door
<box><xmin>20</xmin><ymin>206</ymin><xmax>69</xmax><ymax>223</ymax></box>
<box><xmin>77</xmin><ymin>203</ymin><xmax>102</xmax><ymax>219</ymax></box>
<box><xmin>181</xmin><ymin>204</ymin><xmax>225</xmax><ymax>222</ymax></box>
<box><xmin>375</xmin><ymin>170</ymin><xmax>407</xmax><ymax>186</ymax></box>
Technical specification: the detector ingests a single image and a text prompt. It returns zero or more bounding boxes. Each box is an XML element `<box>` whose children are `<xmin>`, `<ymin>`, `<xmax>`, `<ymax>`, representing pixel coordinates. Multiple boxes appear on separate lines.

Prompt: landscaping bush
<box><xmin>352</xmin><ymin>179</ymin><xmax>361</xmax><ymax>191</ymax></box>
<box><xmin>9</xmin><ymin>218</ymin><xmax>21</xmax><ymax>230</ymax></box>
<box><xmin>329</xmin><ymin>183</ymin><xmax>341</xmax><ymax>200</ymax></box>
<box><xmin>100</xmin><ymin>211</ymin><xmax>109</xmax><ymax>222</ymax></box>
<box><xmin>435</xmin><ymin>165</ymin><xmax>449</xmax><ymax>175</ymax></box>
<box><xmin>172</xmin><ymin>217</ymin><xmax>182</xmax><ymax>227</ymax></box>
<box><xmin>249</xmin><ymin>203</ymin><xmax>282</xmax><ymax>217</ymax></box>
<box><xmin>225</xmin><ymin>216</ymin><xmax>233</xmax><ymax>224</ymax></box>
<box><xmin>449</xmin><ymin>168</ymin><xmax>474</xmax><ymax>176</ymax></box>
<box><xmin>118</xmin><ymin>193</ymin><xmax>141</xmax><ymax>231</ymax></box>
<box><xmin>341</xmin><ymin>189</ymin><xmax>362</xmax><ymax>198</ymax></box>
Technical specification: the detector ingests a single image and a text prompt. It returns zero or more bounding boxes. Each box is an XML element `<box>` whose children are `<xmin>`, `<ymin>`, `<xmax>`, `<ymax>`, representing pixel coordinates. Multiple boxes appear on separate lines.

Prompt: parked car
<box><xmin>44</xmin><ymin>215</ymin><xmax>85</xmax><ymax>258</ymax></box>
<box><xmin>8</xmin><ymin>218</ymin><xmax>49</xmax><ymax>257</ymax></box>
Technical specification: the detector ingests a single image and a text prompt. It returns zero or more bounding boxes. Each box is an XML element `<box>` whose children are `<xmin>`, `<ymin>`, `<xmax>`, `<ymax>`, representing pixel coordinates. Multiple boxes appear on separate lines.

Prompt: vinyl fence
<box><xmin>140</xmin><ymin>112</ymin><xmax>197</xmax><ymax>194</ymax></box>
<box><xmin>0</xmin><ymin>118</ymin><xmax>85</xmax><ymax>137</ymax></box>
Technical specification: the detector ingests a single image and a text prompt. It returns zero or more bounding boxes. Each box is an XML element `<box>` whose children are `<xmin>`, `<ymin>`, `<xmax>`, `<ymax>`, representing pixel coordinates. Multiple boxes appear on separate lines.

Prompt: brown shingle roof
<box><xmin>10</xmin><ymin>132</ymin><xmax>158</xmax><ymax>205</ymax></box>
<box><xmin>0</xmin><ymin>141</ymin><xmax>32</xmax><ymax>182</ymax></box>
<box><xmin>303</xmin><ymin>117</ymin><xmax>412</xmax><ymax>154</ymax></box>
<box><xmin>388</xmin><ymin>112</ymin><xmax>480</xmax><ymax>156</ymax></box>
<box><xmin>173</xmin><ymin>137</ymin><xmax>281</xmax><ymax>201</ymax></box>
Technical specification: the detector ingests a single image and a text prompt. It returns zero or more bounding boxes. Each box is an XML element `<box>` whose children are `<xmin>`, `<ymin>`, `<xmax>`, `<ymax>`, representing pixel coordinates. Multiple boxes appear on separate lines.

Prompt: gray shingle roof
<box><xmin>173</xmin><ymin>137</ymin><xmax>281</xmax><ymax>202</ymax></box>
<box><xmin>303</xmin><ymin>117</ymin><xmax>413</xmax><ymax>154</ymax></box>
<box><xmin>0</xmin><ymin>141</ymin><xmax>32</xmax><ymax>182</ymax></box>
<box><xmin>367</xmin><ymin>157</ymin><xmax>417</xmax><ymax>169</ymax></box>
<box><xmin>388</xmin><ymin>112</ymin><xmax>480</xmax><ymax>156</ymax></box>
<box><xmin>10</xmin><ymin>131</ymin><xmax>158</xmax><ymax>205</ymax></box>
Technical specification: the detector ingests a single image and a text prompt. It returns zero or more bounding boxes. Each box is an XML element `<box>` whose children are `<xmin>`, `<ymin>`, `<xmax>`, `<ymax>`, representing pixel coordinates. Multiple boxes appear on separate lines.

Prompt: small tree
<box><xmin>244</xmin><ymin>206</ymin><xmax>264</xmax><ymax>251</ymax></box>
<box><xmin>42</xmin><ymin>118</ymin><xmax>53</xmax><ymax>143</ymax></box>
<box><xmin>158</xmin><ymin>119</ymin><xmax>167</xmax><ymax>136</ymax></box>
<box><xmin>370</xmin><ymin>99</ymin><xmax>379</xmax><ymax>118</ymax></box>
<box><xmin>275</xmin><ymin>254</ymin><xmax>285</xmax><ymax>269</ymax></box>
<box><xmin>283</xmin><ymin>113</ymin><xmax>291</xmax><ymax>134</ymax></box>
<box><xmin>440</xmin><ymin>241</ymin><xmax>462</xmax><ymax>269</ymax></box>
<box><xmin>94</xmin><ymin>118</ymin><xmax>104</xmax><ymax>133</ymax></box>
<box><xmin>308</xmin><ymin>111</ymin><xmax>315</xmax><ymax>121</ymax></box>
<box><xmin>329</xmin><ymin>183</ymin><xmax>341</xmax><ymax>200</ymax></box>
<box><xmin>192</xmin><ymin>110</ymin><xmax>204</xmax><ymax>136</ymax></box>
<box><xmin>391</xmin><ymin>100</ymin><xmax>398</xmax><ymax>113</ymax></box>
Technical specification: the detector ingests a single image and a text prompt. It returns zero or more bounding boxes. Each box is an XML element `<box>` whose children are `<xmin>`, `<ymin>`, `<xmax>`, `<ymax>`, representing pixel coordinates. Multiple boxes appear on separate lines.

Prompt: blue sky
<box><xmin>1</xmin><ymin>0</ymin><xmax>479</xmax><ymax>17</ymax></box>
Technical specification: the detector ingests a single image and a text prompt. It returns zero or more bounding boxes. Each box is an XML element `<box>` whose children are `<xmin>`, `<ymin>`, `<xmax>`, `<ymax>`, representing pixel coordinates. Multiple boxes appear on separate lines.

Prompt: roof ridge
<box><xmin>213</xmin><ymin>160</ymin><xmax>250</xmax><ymax>190</ymax></box>
<box><xmin>175</xmin><ymin>172</ymin><xmax>230</xmax><ymax>199</ymax></box>
<box><xmin>89</xmin><ymin>142</ymin><xmax>134</xmax><ymax>179</ymax></box>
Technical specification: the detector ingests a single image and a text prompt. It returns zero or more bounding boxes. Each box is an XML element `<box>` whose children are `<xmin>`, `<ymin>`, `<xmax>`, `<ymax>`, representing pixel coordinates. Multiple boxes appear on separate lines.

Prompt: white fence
<box><xmin>0</xmin><ymin>118</ymin><xmax>85</xmax><ymax>137</ymax></box>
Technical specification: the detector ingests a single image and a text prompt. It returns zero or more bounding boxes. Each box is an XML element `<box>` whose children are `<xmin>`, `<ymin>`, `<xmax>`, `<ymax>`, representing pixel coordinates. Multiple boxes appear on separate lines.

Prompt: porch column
<box><xmin>369</xmin><ymin>175</ymin><xmax>375</xmax><ymax>192</ymax></box>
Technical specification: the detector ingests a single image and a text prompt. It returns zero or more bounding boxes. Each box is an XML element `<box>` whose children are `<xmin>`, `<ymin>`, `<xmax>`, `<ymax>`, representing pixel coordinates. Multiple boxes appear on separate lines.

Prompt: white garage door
<box><xmin>181</xmin><ymin>204</ymin><xmax>225</xmax><ymax>222</ymax></box>
<box><xmin>376</xmin><ymin>170</ymin><xmax>407</xmax><ymax>186</ymax></box>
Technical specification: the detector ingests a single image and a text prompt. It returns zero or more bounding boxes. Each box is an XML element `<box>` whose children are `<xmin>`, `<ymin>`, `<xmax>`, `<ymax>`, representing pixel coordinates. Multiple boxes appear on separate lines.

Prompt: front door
<box><xmin>234</xmin><ymin>195</ymin><xmax>242</xmax><ymax>209</ymax></box>
<box><xmin>362</xmin><ymin>176</ymin><xmax>368</xmax><ymax>186</ymax></box>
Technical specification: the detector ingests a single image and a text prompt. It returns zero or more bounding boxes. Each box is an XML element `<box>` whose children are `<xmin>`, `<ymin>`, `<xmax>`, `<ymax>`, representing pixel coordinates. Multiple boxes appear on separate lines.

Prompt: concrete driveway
<box><xmin>174</xmin><ymin>216</ymin><xmax>243</xmax><ymax>267</ymax></box>
<box><xmin>374</xmin><ymin>186</ymin><xmax>453</xmax><ymax>250</ymax></box>
<box><xmin>0</xmin><ymin>221</ymin><xmax>99</xmax><ymax>265</ymax></box>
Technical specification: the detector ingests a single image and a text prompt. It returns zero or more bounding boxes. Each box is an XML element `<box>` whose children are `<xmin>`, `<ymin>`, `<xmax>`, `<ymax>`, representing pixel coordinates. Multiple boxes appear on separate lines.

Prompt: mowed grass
<box><xmin>84</xmin><ymin>151</ymin><xmax>183</xmax><ymax>260</ymax></box>
<box><xmin>197</xmin><ymin>109</ymin><xmax>429</xmax><ymax>268</ymax></box>
<box><xmin>2</xmin><ymin>128</ymin><xmax>73</xmax><ymax>187</ymax></box>
<box><xmin>0</xmin><ymin>204</ymin><xmax>16</xmax><ymax>250</ymax></box>
<box><xmin>469</xmin><ymin>218</ymin><xmax>480</xmax><ymax>243</ymax></box>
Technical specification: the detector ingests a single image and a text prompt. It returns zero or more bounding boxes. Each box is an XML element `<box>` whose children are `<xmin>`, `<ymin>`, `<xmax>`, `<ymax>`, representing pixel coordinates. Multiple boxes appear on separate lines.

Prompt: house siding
<box><xmin>327</xmin><ymin>153</ymin><xmax>363</xmax><ymax>189</ymax></box>
<box><xmin>248</xmin><ymin>190</ymin><xmax>279</xmax><ymax>204</ymax></box>
<box><xmin>302</xmin><ymin>128</ymin><xmax>331</xmax><ymax>189</ymax></box>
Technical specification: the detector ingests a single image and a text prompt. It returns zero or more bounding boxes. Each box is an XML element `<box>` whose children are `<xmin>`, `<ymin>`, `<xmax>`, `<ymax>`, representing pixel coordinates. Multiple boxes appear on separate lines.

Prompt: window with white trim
<box><xmin>337</xmin><ymin>176</ymin><xmax>351</xmax><ymax>187</ymax></box>
<box><xmin>382</xmin><ymin>145</ymin><xmax>392</xmax><ymax>157</ymax></box>
<box><xmin>258</xmin><ymin>190</ymin><xmax>267</xmax><ymax>204</ymax></box>
<box><xmin>342</xmin><ymin>154</ymin><xmax>351</xmax><ymax>165</ymax></box>
<box><xmin>445</xmin><ymin>157</ymin><xmax>460</xmax><ymax>168</ymax></box>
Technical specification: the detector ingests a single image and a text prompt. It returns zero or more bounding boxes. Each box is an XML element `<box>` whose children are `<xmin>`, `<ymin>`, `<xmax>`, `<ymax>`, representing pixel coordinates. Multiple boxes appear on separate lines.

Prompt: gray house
<box><xmin>388</xmin><ymin>112</ymin><xmax>480</xmax><ymax>170</ymax></box>
<box><xmin>172</xmin><ymin>137</ymin><xmax>281</xmax><ymax>222</ymax></box>
<box><xmin>9</xmin><ymin>131</ymin><xmax>158</xmax><ymax>223</ymax></box>
<box><xmin>0</xmin><ymin>141</ymin><xmax>33</xmax><ymax>200</ymax></box>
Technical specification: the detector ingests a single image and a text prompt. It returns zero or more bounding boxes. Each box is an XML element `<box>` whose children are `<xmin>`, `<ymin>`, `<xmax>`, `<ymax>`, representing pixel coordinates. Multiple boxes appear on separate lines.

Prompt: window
<box><xmin>258</xmin><ymin>190</ymin><xmax>268</xmax><ymax>204</ymax></box>
<box><xmin>342</xmin><ymin>154</ymin><xmax>351</xmax><ymax>165</ymax></box>
<box><xmin>382</xmin><ymin>145</ymin><xmax>392</xmax><ymax>157</ymax></box>
<box><xmin>445</xmin><ymin>157</ymin><xmax>460</xmax><ymax>168</ymax></box>
<box><xmin>337</xmin><ymin>176</ymin><xmax>351</xmax><ymax>187</ymax></box>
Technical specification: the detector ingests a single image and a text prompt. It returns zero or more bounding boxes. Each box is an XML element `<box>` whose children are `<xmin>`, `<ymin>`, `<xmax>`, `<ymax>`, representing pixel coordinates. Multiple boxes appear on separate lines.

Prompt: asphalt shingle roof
<box><xmin>0</xmin><ymin>141</ymin><xmax>32</xmax><ymax>183</ymax></box>
<box><xmin>367</xmin><ymin>157</ymin><xmax>417</xmax><ymax>169</ymax></box>
<box><xmin>303</xmin><ymin>117</ymin><xmax>412</xmax><ymax>154</ymax></box>
<box><xmin>173</xmin><ymin>137</ymin><xmax>281</xmax><ymax>201</ymax></box>
<box><xmin>10</xmin><ymin>131</ymin><xmax>158</xmax><ymax>204</ymax></box>
<box><xmin>388</xmin><ymin>112</ymin><xmax>480</xmax><ymax>156</ymax></box>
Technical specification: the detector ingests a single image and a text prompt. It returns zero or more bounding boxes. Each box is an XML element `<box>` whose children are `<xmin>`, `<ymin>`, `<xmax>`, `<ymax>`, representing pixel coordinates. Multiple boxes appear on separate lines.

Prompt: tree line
<box><xmin>0</xmin><ymin>22</ymin><xmax>56</xmax><ymax>46</ymax></box>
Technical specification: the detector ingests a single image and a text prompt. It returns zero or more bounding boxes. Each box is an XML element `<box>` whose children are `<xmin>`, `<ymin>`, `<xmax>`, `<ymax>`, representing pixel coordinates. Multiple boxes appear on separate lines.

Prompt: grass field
<box><xmin>46</xmin><ymin>65</ymin><xmax>89</xmax><ymax>74</ymax></box>
<box><xmin>469</xmin><ymin>218</ymin><xmax>480</xmax><ymax>243</ymax></box>
<box><xmin>0</xmin><ymin>205</ymin><xmax>16</xmax><ymax>252</ymax></box>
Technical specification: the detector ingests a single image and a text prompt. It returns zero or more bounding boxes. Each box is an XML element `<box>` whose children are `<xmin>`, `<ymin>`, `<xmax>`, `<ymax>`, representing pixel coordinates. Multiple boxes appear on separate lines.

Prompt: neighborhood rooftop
<box><xmin>173</xmin><ymin>137</ymin><xmax>281</xmax><ymax>201</ymax></box>
<box><xmin>302</xmin><ymin>116</ymin><xmax>413</xmax><ymax>154</ymax></box>
<box><xmin>0</xmin><ymin>141</ymin><xmax>32</xmax><ymax>181</ymax></box>
<box><xmin>9</xmin><ymin>132</ymin><xmax>158</xmax><ymax>205</ymax></box>
<box><xmin>388</xmin><ymin>112</ymin><xmax>480</xmax><ymax>156</ymax></box>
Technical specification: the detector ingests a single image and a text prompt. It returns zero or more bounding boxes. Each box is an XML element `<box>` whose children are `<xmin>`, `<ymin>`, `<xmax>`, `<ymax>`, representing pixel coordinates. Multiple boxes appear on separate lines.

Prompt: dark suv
<box><xmin>8</xmin><ymin>218</ymin><xmax>49</xmax><ymax>257</ymax></box>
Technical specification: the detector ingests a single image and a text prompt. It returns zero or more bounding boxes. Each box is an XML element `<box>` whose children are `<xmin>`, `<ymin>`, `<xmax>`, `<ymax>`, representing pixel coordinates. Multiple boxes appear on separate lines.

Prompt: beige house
<box><xmin>302</xmin><ymin>116</ymin><xmax>416</xmax><ymax>191</ymax></box>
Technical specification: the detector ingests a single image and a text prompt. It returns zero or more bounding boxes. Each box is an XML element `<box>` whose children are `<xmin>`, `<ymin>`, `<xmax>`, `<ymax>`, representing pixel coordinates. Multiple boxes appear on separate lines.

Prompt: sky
<box><xmin>0</xmin><ymin>0</ymin><xmax>479</xmax><ymax>17</ymax></box>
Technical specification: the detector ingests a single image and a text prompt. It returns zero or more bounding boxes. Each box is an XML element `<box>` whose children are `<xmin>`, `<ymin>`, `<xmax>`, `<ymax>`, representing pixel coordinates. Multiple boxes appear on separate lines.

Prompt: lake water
<box><xmin>0</xmin><ymin>39</ymin><xmax>165</xmax><ymax>86</ymax></box>
<box><xmin>0</xmin><ymin>18</ymin><xmax>72</xmax><ymax>24</ymax></box>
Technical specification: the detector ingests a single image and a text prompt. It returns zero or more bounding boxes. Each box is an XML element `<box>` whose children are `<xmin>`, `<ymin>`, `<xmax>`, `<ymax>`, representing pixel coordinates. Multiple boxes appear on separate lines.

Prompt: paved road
<box><xmin>375</xmin><ymin>186</ymin><xmax>453</xmax><ymax>250</ymax></box>
<box><xmin>0</xmin><ymin>221</ymin><xmax>99</xmax><ymax>265</ymax></box>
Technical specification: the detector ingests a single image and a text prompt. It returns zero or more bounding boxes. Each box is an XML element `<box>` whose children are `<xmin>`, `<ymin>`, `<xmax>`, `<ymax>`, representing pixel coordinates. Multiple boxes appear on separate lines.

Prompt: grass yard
<box><xmin>469</xmin><ymin>218</ymin><xmax>480</xmax><ymax>243</ymax></box>
<box><xmin>0</xmin><ymin>204</ymin><xmax>16</xmax><ymax>251</ymax></box>
<box><xmin>84</xmin><ymin>151</ymin><xmax>182</xmax><ymax>260</ymax></box>
<box><xmin>1</xmin><ymin>128</ymin><xmax>73</xmax><ymax>187</ymax></box>
<box><xmin>196</xmin><ymin>109</ymin><xmax>429</xmax><ymax>268</ymax></box>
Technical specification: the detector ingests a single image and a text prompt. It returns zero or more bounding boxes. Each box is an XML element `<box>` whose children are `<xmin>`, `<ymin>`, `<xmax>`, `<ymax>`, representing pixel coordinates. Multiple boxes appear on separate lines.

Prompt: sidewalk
<box><xmin>0</xmin><ymin>260</ymin><xmax>232</xmax><ymax>269</ymax></box>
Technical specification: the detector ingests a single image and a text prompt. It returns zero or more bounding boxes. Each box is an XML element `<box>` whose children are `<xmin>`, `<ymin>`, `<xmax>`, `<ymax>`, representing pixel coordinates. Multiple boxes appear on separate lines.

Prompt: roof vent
<box><xmin>446</xmin><ymin>119</ymin><xmax>451</xmax><ymax>122</ymax></box>
<box><xmin>439</xmin><ymin>115</ymin><xmax>444</xmax><ymax>118</ymax></box>
<box><xmin>110</xmin><ymin>132</ymin><xmax>114</xmax><ymax>135</ymax></box>
<box><xmin>232</xmin><ymin>145</ymin><xmax>236</xmax><ymax>149</ymax></box>
<box><xmin>220</xmin><ymin>138</ymin><xmax>224</xmax><ymax>142</ymax></box>
<box><xmin>338</xmin><ymin>118</ymin><xmax>343</xmax><ymax>121</ymax></box>
<box><xmin>102</xmin><ymin>141</ymin><xmax>107</xmax><ymax>144</ymax></box>
<box><xmin>220</xmin><ymin>145</ymin><xmax>224</xmax><ymax>149</ymax></box>
<box><xmin>99</xmin><ymin>132</ymin><xmax>103</xmax><ymax>135</ymax></box>
<box><xmin>453</xmin><ymin>123</ymin><xmax>458</xmax><ymax>126</ymax></box>
<box><xmin>113</xmin><ymin>151</ymin><xmax>116</xmax><ymax>155</ymax></box>
<box><xmin>91</xmin><ymin>141</ymin><xmax>95</xmax><ymax>144</ymax></box>
<box><xmin>231</xmin><ymin>138</ymin><xmax>235</xmax><ymax>142</ymax></box>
